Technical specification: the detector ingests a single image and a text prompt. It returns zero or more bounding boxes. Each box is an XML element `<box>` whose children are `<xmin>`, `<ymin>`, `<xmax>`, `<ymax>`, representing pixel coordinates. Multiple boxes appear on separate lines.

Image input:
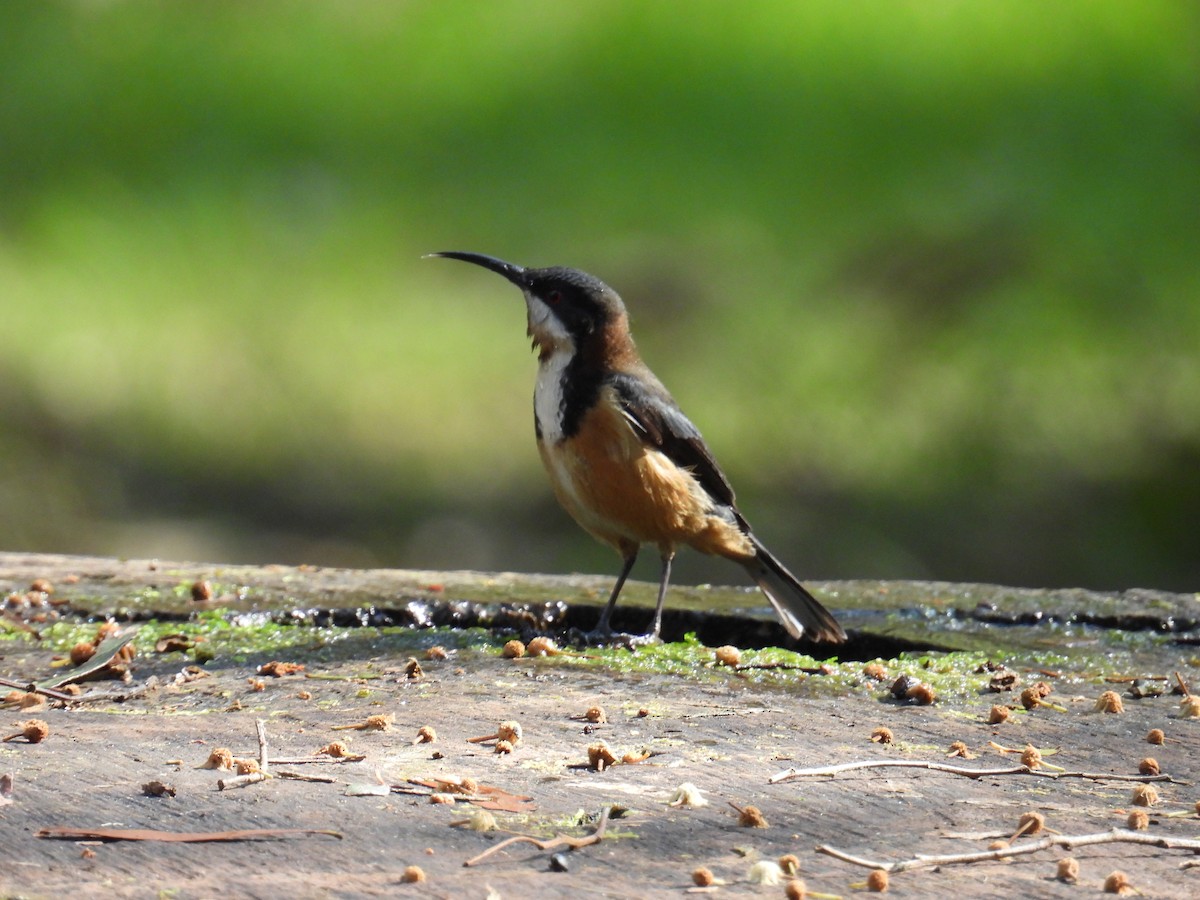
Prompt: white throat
<box><xmin>534</xmin><ymin>345</ymin><xmax>573</xmax><ymax>445</ymax></box>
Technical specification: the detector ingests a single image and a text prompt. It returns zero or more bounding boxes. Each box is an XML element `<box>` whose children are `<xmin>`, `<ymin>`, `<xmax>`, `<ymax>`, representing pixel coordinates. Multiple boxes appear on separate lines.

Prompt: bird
<box><xmin>429</xmin><ymin>251</ymin><xmax>846</xmax><ymax>645</ymax></box>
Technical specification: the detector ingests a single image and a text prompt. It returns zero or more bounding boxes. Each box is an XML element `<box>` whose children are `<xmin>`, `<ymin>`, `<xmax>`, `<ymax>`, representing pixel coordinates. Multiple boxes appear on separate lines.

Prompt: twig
<box><xmin>217</xmin><ymin>772</ymin><xmax>269</xmax><ymax>791</ymax></box>
<box><xmin>37</xmin><ymin>826</ymin><xmax>340</xmax><ymax>843</ymax></box>
<box><xmin>255</xmin><ymin>719</ymin><xmax>270</xmax><ymax>774</ymax></box>
<box><xmin>0</xmin><ymin>676</ymin><xmax>84</xmax><ymax>703</ymax></box>
<box><xmin>60</xmin><ymin>679</ymin><xmax>157</xmax><ymax>704</ymax></box>
<box><xmin>275</xmin><ymin>770</ymin><xmax>338</xmax><ymax>784</ymax></box>
<box><xmin>463</xmin><ymin>805</ymin><xmax>611</xmax><ymax>867</ymax></box>
<box><xmin>818</xmin><ymin>829</ymin><xmax>1200</xmax><ymax>873</ymax></box>
<box><xmin>769</xmin><ymin>759</ymin><xmax>1186</xmax><ymax>785</ymax></box>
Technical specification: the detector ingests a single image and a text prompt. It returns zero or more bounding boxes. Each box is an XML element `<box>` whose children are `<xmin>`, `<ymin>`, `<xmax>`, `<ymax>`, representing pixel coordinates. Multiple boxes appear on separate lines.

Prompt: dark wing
<box><xmin>608</xmin><ymin>370</ymin><xmax>740</xmax><ymax>514</ymax></box>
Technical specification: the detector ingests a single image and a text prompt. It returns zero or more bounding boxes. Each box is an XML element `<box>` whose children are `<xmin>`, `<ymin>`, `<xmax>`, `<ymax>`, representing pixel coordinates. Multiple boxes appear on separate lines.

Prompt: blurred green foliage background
<box><xmin>1</xmin><ymin>1</ymin><xmax>1197</xmax><ymax>591</ymax></box>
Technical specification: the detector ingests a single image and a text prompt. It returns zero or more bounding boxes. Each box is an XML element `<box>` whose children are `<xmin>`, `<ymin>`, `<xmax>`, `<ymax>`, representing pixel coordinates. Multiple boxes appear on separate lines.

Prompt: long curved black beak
<box><xmin>426</xmin><ymin>251</ymin><xmax>528</xmax><ymax>288</ymax></box>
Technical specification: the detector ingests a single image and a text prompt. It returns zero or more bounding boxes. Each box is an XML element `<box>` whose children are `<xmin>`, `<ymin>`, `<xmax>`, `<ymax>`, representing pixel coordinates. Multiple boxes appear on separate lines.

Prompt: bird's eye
<box><xmin>545</xmin><ymin>289</ymin><xmax>563</xmax><ymax>306</ymax></box>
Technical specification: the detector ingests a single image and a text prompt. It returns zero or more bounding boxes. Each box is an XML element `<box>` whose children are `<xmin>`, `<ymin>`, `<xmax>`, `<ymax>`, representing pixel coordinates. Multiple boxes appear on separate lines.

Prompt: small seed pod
<box><xmin>691</xmin><ymin>867</ymin><xmax>715</xmax><ymax>887</ymax></box>
<box><xmin>493</xmin><ymin>739</ymin><xmax>514</xmax><ymax>755</ymax></box>
<box><xmin>1127</xmin><ymin>809</ymin><xmax>1149</xmax><ymax>830</ymax></box>
<box><xmin>867</xmin><ymin>868</ymin><xmax>889</xmax><ymax>892</ymax></box>
<box><xmin>870</xmin><ymin>727</ymin><xmax>893</xmax><ymax>744</ymax></box>
<box><xmin>400</xmin><ymin>865</ymin><xmax>425</xmax><ymax>884</ymax></box>
<box><xmin>364</xmin><ymin>714</ymin><xmax>394</xmax><ymax>731</ymax></box>
<box><xmin>584</xmin><ymin>706</ymin><xmax>607</xmax><ymax>724</ymax></box>
<box><xmin>200</xmin><ymin>748</ymin><xmax>234</xmax><ymax>770</ymax></box>
<box><xmin>425</xmin><ymin>645</ymin><xmax>448</xmax><ymax>661</ymax></box>
<box><xmin>1015</xmin><ymin>811</ymin><xmax>1046</xmax><ymax>837</ymax></box>
<box><xmin>318</xmin><ymin>741</ymin><xmax>352</xmax><ymax>758</ymax></box>
<box><xmin>1180</xmin><ymin>695</ymin><xmax>1200</xmax><ymax>718</ymax></box>
<box><xmin>1146</xmin><ymin>728</ymin><xmax>1165</xmax><ymax>745</ymax></box>
<box><xmin>778</xmin><ymin>854</ymin><xmax>800</xmax><ymax>876</ymax></box>
<box><xmin>587</xmin><ymin>741</ymin><xmax>617</xmax><ymax>771</ymax></box>
<box><xmin>714</xmin><ymin>645</ymin><xmax>741</xmax><ymax>667</ymax></box>
<box><xmin>862</xmin><ymin>662</ymin><xmax>887</xmax><ymax>681</ymax></box>
<box><xmin>784</xmin><ymin>879</ymin><xmax>808</xmax><ymax>900</ymax></box>
<box><xmin>415</xmin><ymin>726</ymin><xmax>436</xmax><ymax>744</ymax></box>
<box><xmin>1019</xmin><ymin>687</ymin><xmax>1042</xmax><ymax>710</ymax></box>
<box><xmin>234</xmin><ymin>758</ymin><xmax>260</xmax><ymax>776</ymax></box>
<box><xmin>1130</xmin><ymin>784</ymin><xmax>1159</xmax><ymax>807</ymax></box>
<box><xmin>988</xmin><ymin>705</ymin><xmax>1012</xmax><ymax>725</ymax></box>
<box><xmin>501</xmin><ymin>639</ymin><xmax>525</xmax><ymax>658</ymax></box>
<box><xmin>1020</xmin><ymin>745</ymin><xmax>1043</xmax><ymax>769</ymax></box>
<box><xmin>1094</xmin><ymin>690</ymin><xmax>1124</xmax><ymax>713</ymax></box>
<box><xmin>69</xmin><ymin>641</ymin><xmax>96</xmax><ymax>666</ymax></box>
<box><xmin>736</xmin><ymin>804</ymin><xmax>768</xmax><ymax>828</ymax></box>
<box><xmin>905</xmin><ymin>682</ymin><xmax>936</xmax><ymax>705</ymax></box>
<box><xmin>190</xmin><ymin>580</ymin><xmax>213</xmax><ymax>602</ymax></box>
<box><xmin>429</xmin><ymin>792</ymin><xmax>455</xmax><ymax>805</ymax></box>
<box><xmin>403</xmin><ymin>658</ymin><xmax>423</xmax><ymax>679</ymax></box>
<box><xmin>1056</xmin><ymin>857</ymin><xmax>1080</xmax><ymax>883</ymax></box>
<box><xmin>947</xmin><ymin>740</ymin><xmax>977</xmax><ymax>759</ymax></box>
<box><xmin>525</xmin><ymin>636</ymin><xmax>559</xmax><ymax>657</ymax></box>
<box><xmin>7</xmin><ymin>719</ymin><xmax>50</xmax><ymax>743</ymax></box>
<box><xmin>497</xmin><ymin>721</ymin><xmax>522</xmax><ymax>744</ymax></box>
<box><xmin>1103</xmin><ymin>870</ymin><xmax>1131</xmax><ymax>894</ymax></box>
<box><xmin>1138</xmin><ymin>757</ymin><xmax>1160</xmax><ymax>776</ymax></box>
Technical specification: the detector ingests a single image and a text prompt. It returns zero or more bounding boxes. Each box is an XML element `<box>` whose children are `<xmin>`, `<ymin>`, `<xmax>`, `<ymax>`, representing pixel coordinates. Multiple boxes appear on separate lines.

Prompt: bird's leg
<box><xmin>648</xmin><ymin>551</ymin><xmax>674</xmax><ymax>640</ymax></box>
<box><xmin>593</xmin><ymin>548</ymin><xmax>638</xmax><ymax>636</ymax></box>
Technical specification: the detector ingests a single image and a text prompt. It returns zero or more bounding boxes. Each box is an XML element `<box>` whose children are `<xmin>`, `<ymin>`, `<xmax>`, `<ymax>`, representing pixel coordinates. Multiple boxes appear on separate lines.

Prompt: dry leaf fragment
<box><xmin>332</xmin><ymin>714</ymin><xmax>395</xmax><ymax>732</ymax></box>
<box><xmin>746</xmin><ymin>860</ymin><xmax>783</xmax><ymax>883</ymax></box>
<box><xmin>142</xmin><ymin>780</ymin><xmax>176</xmax><ymax>797</ymax></box>
<box><xmin>258</xmin><ymin>661</ymin><xmax>305</xmax><ymax>677</ymax></box>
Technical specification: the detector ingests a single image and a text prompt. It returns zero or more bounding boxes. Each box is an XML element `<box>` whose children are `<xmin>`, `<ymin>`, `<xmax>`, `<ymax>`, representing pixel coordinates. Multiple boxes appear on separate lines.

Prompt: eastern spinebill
<box><xmin>429</xmin><ymin>251</ymin><xmax>846</xmax><ymax>645</ymax></box>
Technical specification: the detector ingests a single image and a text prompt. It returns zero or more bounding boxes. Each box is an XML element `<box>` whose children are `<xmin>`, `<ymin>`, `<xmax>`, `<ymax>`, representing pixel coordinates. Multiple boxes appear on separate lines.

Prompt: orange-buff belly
<box><xmin>537</xmin><ymin>389</ymin><xmax>753</xmax><ymax>559</ymax></box>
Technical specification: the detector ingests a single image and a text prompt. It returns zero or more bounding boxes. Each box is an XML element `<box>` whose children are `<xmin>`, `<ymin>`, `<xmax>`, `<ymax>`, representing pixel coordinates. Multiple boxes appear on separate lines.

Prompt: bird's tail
<box><xmin>741</xmin><ymin>536</ymin><xmax>846</xmax><ymax>643</ymax></box>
